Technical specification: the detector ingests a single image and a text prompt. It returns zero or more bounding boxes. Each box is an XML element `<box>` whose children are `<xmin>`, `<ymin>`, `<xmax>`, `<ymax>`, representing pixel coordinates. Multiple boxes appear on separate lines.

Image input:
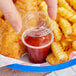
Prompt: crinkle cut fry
<box><xmin>59</xmin><ymin>17</ymin><xmax>72</xmax><ymax>37</ymax></box>
<box><xmin>15</xmin><ymin>0</ymin><xmax>38</xmax><ymax>32</ymax></box>
<box><xmin>46</xmin><ymin>53</ymin><xmax>60</xmax><ymax>65</ymax></box>
<box><xmin>15</xmin><ymin>0</ymin><xmax>38</xmax><ymax>17</ymax></box>
<box><xmin>58</xmin><ymin>0</ymin><xmax>76</xmax><ymax>14</ymax></box>
<box><xmin>50</xmin><ymin>20</ymin><xmax>62</xmax><ymax>41</ymax></box>
<box><xmin>51</xmin><ymin>42</ymin><xmax>68</xmax><ymax>62</ymax></box>
<box><xmin>66</xmin><ymin>0</ymin><xmax>76</xmax><ymax>10</ymax></box>
<box><xmin>58</xmin><ymin>7</ymin><xmax>76</xmax><ymax>23</ymax></box>
<box><xmin>60</xmin><ymin>39</ymin><xmax>70</xmax><ymax>50</ymax></box>
<box><xmin>72</xmin><ymin>23</ymin><xmax>76</xmax><ymax>36</ymax></box>
<box><xmin>39</xmin><ymin>1</ymin><xmax>48</xmax><ymax>15</ymax></box>
<box><xmin>72</xmin><ymin>41</ymin><xmax>76</xmax><ymax>50</ymax></box>
<box><xmin>0</xmin><ymin>10</ymin><xmax>3</xmax><ymax>18</ymax></box>
<box><xmin>39</xmin><ymin>1</ymin><xmax>62</xmax><ymax>41</ymax></box>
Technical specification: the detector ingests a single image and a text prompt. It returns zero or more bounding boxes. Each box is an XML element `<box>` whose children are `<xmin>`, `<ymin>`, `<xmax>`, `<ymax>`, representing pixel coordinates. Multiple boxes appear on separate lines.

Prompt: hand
<box><xmin>0</xmin><ymin>0</ymin><xmax>22</xmax><ymax>33</ymax></box>
<box><xmin>0</xmin><ymin>0</ymin><xmax>57</xmax><ymax>33</ymax></box>
<box><xmin>45</xmin><ymin>0</ymin><xmax>57</xmax><ymax>20</ymax></box>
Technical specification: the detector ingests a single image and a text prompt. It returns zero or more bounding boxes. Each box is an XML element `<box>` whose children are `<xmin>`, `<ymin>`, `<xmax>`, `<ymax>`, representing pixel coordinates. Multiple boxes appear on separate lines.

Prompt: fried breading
<box><xmin>0</xmin><ymin>18</ymin><xmax>25</xmax><ymax>59</ymax></box>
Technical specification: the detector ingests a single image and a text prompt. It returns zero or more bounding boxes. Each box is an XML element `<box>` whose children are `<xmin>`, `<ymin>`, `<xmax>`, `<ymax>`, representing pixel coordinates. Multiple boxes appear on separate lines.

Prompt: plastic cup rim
<box><xmin>22</xmin><ymin>28</ymin><xmax>54</xmax><ymax>49</ymax></box>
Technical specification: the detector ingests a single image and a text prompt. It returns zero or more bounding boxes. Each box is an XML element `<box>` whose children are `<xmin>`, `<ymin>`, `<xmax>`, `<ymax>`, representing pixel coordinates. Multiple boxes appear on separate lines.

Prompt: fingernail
<box><xmin>16</xmin><ymin>28</ymin><xmax>21</xmax><ymax>33</ymax></box>
<box><xmin>12</xmin><ymin>23</ymin><xmax>22</xmax><ymax>33</ymax></box>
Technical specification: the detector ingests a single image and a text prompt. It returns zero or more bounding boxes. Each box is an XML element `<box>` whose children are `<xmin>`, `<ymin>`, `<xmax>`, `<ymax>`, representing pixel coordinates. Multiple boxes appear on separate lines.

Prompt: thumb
<box><xmin>45</xmin><ymin>0</ymin><xmax>57</xmax><ymax>20</ymax></box>
<box><xmin>0</xmin><ymin>0</ymin><xmax>22</xmax><ymax>33</ymax></box>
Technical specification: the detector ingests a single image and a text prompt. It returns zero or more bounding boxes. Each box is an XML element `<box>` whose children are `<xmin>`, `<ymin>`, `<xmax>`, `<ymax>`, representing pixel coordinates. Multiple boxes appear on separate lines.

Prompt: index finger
<box><xmin>45</xmin><ymin>0</ymin><xmax>57</xmax><ymax>20</ymax></box>
<box><xmin>0</xmin><ymin>0</ymin><xmax>22</xmax><ymax>33</ymax></box>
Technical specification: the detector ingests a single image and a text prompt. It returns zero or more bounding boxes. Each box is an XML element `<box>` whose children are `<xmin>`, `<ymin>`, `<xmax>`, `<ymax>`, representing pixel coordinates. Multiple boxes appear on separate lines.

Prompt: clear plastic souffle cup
<box><xmin>21</xmin><ymin>11</ymin><xmax>54</xmax><ymax>63</ymax></box>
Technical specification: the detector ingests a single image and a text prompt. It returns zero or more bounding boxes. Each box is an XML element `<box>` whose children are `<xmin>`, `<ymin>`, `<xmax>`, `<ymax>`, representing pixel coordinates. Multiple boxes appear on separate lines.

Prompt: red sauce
<box><xmin>24</xmin><ymin>28</ymin><xmax>52</xmax><ymax>63</ymax></box>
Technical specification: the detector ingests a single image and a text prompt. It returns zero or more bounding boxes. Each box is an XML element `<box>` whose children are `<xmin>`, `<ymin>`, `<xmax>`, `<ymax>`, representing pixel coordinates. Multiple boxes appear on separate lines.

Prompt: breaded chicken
<box><xmin>0</xmin><ymin>18</ymin><xmax>25</xmax><ymax>59</ymax></box>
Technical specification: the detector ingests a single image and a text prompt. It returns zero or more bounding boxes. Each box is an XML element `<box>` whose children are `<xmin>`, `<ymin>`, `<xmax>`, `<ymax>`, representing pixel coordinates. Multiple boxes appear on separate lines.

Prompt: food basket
<box><xmin>0</xmin><ymin>0</ymin><xmax>76</xmax><ymax>73</ymax></box>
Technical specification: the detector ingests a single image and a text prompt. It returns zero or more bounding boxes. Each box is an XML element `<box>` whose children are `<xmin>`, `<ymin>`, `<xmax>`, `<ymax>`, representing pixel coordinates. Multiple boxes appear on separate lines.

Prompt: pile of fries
<box><xmin>39</xmin><ymin>0</ymin><xmax>76</xmax><ymax>65</ymax></box>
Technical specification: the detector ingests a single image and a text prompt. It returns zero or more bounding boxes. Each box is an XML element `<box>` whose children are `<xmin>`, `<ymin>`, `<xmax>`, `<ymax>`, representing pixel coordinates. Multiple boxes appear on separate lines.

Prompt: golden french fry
<box><xmin>51</xmin><ymin>42</ymin><xmax>68</xmax><ymax>62</ymax></box>
<box><xmin>15</xmin><ymin>0</ymin><xmax>38</xmax><ymax>17</ymax></box>
<box><xmin>39</xmin><ymin>1</ymin><xmax>62</xmax><ymax>41</ymax></box>
<box><xmin>72</xmin><ymin>23</ymin><xmax>76</xmax><ymax>36</ymax></box>
<box><xmin>0</xmin><ymin>10</ymin><xmax>3</xmax><ymax>18</ymax></box>
<box><xmin>58</xmin><ymin>7</ymin><xmax>76</xmax><ymax>23</ymax></box>
<box><xmin>59</xmin><ymin>17</ymin><xmax>72</xmax><ymax>37</ymax></box>
<box><xmin>49</xmin><ymin>20</ymin><xmax>62</xmax><ymax>41</ymax></box>
<box><xmin>15</xmin><ymin>0</ymin><xmax>38</xmax><ymax>32</ymax></box>
<box><xmin>58</xmin><ymin>0</ymin><xmax>76</xmax><ymax>14</ymax></box>
<box><xmin>37</xmin><ymin>0</ymin><xmax>44</xmax><ymax>5</ymax></box>
<box><xmin>60</xmin><ymin>40</ymin><xmax>69</xmax><ymax>50</ymax></box>
<box><xmin>46</xmin><ymin>53</ymin><xmax>61</xmax><ymax>65</ymax></box>
<box><xmin>66</xmin><ymin>0</ymin><xmax>76</xmax><ymax>10</ymax></box>
<box><xmin>72</xmin><ymin>41</ymin><xmax>76</xmax><ymax>50</ymax></box>
<box><xmin>65</xmin><ymin>49</ymin><xmax>74</xmax><ymax>57</ymax></box>
<box><xmin>66</xmin><ymin>36</ymin><xmax>76</xmax><ymax>41</ymax></box>
<box><xmin>39</xmin><ymin>1</ymin><xmax>48</xmax><ymax>15</ymax></box>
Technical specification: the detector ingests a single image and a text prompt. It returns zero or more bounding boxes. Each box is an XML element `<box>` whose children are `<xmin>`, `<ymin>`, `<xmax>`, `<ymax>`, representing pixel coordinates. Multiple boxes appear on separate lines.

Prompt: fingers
<box><xmin>45</xmin><ymin>0</ymin><xmax>57</xmax><ymax>20</ymax></box>
<box><xmin>0</xmin><ymin>0</ymin><xmax>22</xmax><ymax>33</ymax></box>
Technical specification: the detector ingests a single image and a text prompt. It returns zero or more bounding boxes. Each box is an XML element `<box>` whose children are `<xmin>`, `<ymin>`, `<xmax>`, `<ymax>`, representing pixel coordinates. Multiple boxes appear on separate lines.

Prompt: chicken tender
<box><xmin>0</xmin><ymin>19</ymin><xmax>25</xmax><ymax>59</ymax></box>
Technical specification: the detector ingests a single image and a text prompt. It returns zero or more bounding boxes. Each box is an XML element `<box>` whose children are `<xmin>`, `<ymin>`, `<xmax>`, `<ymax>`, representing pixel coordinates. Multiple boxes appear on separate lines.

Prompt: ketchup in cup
<box><xmin>22</xmin><ymin>26</ymin><xmax>54</xmax><ymax>63</ymax></box>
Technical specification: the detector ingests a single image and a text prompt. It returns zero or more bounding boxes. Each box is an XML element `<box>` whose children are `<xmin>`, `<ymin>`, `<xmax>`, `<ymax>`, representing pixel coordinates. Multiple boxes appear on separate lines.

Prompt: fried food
<box><xmin>58</xmin><ymin>0</ymin><xmax>76</xmax><ymax>14</ymax></box>
<box><xmin>72</xmin><ymin>23</ymin><xmax>76</xmax><ymax>36</ymax></box>
<box><xmin>46</xmin><ymin>53</ymin><xmax>60</xmax><ymax>65</ymax></box>
<box><xmin>15</xmin><ymin>0</ymin><xmax>38</xmax><ymax>31</ymax></box>
<box><xmin>0</xmin><ymin>18</ymin><xmax>25</xmax><ymax>59</ymax></box>
<box><xmin>66</xmin><ymin>49</ymin><xmax>74</xmax><ymax>57</ymax></box>
<box><xmin>60</xmin><ymin>39</ymin><xmax>70</xmax><ymax>50</ymax></box>
<box><xmin>0</xmin><ymin>0</ymin><xmax>76</xmax><ymax>64</ymax></box>
<box><xmin>50</xmin><ymin>21</ymin><xmax>62</xmax><ymax>41</ymax></box>
<box><xmin>38</xmin><ymin>0</ymin><xmax>76</xmax><ymax>65</ymax></box>
<box><xmin>37</xmin><ymin>0</ymin><xmax>44</xmax><ymax>5</ymax></box>
<box><xmin>72</xmin><ymin>41</ymin><xmax>76</xmax><ymax>50</ymax></box>
<box><xmin>38</xmin><ymin>1</ymin><xmax>62</xmax><ymax>41</ymax></box>
<box><xmin>66</xmin><ymin>0</ymin><xmax>76</xmax><ymax>10</ymax></box>
<box><xmin>0</xmin><ymin>10</ymin><xmax>3</xmax><ymax>18</ymax></box>
<box><xmin>59</xmin><ymin>17</ymin><xmax>72</xmax><ymax>37</ymax></box>
<box><xmin>51</xmin><ymin>42</ymin><xmax>68</xmax><ymax>62</ymax></box>
<box><xmin>39</xmin><ymin>1</ymin><xmax>48</xmax><ymax>15</ymax></box>
<box><xmin>15</xmin><ymin>0</ymin><xmax>37</xmax><ymax>17</ymax></box>
<box><xmin>58</xmin><ymin>7</ymin><xmax>76</xmax><ymax>23</ymax></box>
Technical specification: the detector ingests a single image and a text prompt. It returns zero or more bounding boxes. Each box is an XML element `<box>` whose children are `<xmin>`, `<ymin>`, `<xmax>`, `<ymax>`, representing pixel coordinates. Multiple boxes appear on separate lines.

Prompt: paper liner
<box><xmin>0</xmin><ymin>51</ymin><xmax>76</xmax><ymax>67</ymax></box>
